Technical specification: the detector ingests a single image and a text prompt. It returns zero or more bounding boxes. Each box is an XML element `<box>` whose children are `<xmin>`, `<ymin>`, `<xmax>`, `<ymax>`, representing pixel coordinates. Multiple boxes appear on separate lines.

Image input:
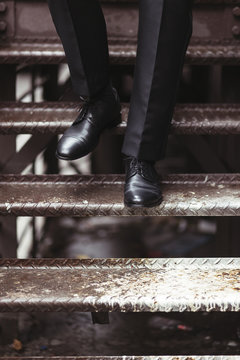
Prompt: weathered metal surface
<box><xmin>1</xmin><ymin>258</ymin><xmax>240</xmax><ymax>312</ymax></box>
<box><xmin>1</xmin><ymin>42</ymin><xmax>240</xmax><ymax>66</ymax></box>
<box><xmin>1</xmin><ymin>1</ymin><xmax>240</xmax><ymax>65</ymax></box>
<box><xmin>0</xmin><ymin>174</ymin><xmax>240</xmax><ymax>216</ymax></box>
<box><xmin>1</xmin><ymin>102</ymin><xmax>240</xmax><ymax>135</ymax></box>
<box><xmin>0</xmin><ymin>357</ymin><xmax>239</xmax><ymax>360</ymax></box>
<box><xmin>2</xmin><ymin>0</ymin><xmax>240</xmax><ymax>43</ymax></box>
<box><xmin>1</xmin><ymin>358</ymin><xmax>240</xmax><ymax>360</ymax></box>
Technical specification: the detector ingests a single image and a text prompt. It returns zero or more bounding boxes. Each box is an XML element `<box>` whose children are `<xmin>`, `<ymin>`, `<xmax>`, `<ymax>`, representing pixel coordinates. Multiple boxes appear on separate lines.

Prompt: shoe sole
<box><xmin>124</xmin><ymin>195</ymin><xmax>163</xmax><ymax>209</ymax></box>
<box><xmin>55</xmin><ymin>113</ymin><xmax>121</xmax><ymax>161</ymax></box>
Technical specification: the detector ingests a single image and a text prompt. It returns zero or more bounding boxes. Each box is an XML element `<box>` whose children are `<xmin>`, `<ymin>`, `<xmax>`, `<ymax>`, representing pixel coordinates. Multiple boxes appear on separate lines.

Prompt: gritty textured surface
<box><xmin>1</xmin><ymin>357</ymin><xmax>240</xmax><ymax>360</ymax></box>
<box><xmin>1</xmin><ymin>102</ymin><xmax>240</xmax><ymax>135</ymax></box>
<box><xmin>1</xmin><ymin>258</ymin><xmax>240</xmax><ymax>312</ymax></box>
<box><xmin>1</xmin><ymin>43</ymin><xmax>240</xmax><ymax>65</ymax></box>
<box><xmin>0</xmin><ymin>174</ymin><xmax>240</xmax><ymax>217</ymax></box>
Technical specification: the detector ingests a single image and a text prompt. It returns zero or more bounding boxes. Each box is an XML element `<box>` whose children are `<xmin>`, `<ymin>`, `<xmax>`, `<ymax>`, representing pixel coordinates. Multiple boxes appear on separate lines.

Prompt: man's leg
<box><xmin>123</xmin><ymin>0</ymin><xmax>193</xmax><ymax>207</ymax></box>
<box><xmin>47</xmin><ymin>0</ymin><xmax>121</xmax><ymax>160</ymax></box>
<box><xmin>122</xmin><ymin>0</ymin><xmax>193</xmax><ymax>162</ymax></box>
<box><xmin>47</xmin><ymin>0</ymin><xmax>110</xmax><ymax>97</ymax></box>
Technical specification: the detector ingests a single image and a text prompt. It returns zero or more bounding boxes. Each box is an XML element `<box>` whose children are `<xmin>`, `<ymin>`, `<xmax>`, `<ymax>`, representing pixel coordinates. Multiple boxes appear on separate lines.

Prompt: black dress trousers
<box><xmin>47</xmin><ymin>0</ymin><xmax>193</xmax><ymax>162</ymax></box>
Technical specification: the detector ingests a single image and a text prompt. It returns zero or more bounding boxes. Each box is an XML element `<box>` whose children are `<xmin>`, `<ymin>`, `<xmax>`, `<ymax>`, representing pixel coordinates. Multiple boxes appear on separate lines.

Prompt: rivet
<box><xmin>0</xmin><ymin>21</ymin><xmax>7</xmax><ymax>32</ymax></box>
<box><xmin>232</xmin><ymin>25</ymin><xmax>240</xmax><ymax>36</ymax></box>
<box><xmin>233</xmin><ymin>6</ymin><xmax>240</xmax><ymax>17</ymax></box>
<box><xmin>0</xmin><ymin>2</ymin><xmax>7</xmax><ymax>13</ymax></box>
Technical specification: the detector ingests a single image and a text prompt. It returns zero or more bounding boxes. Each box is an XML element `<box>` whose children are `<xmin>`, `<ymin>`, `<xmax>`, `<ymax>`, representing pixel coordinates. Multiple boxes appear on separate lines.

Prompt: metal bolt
<box><xmin>233</xmin><ymin>6</ymin><xmax>240</xmax><ymax>17</ymax></box>
<box><xmin>0</xmin><ymin>2</ymin><xmax>7</xmax><ymax>12</ymax></box>
<box><xmin>0</xmin><ymin>21</ymin><xmax>7</xmax><ymax>32</ymax></box>
<box><xmin>232</xmin><ymin>25</ymin><xmax>240</xmax><ymax>36</ymax></box>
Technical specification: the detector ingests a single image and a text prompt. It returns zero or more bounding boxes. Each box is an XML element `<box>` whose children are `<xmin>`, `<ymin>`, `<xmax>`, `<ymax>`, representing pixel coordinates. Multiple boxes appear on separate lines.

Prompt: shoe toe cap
<box><xmin>56</xmin><ymin>136</ymin><xmax>88</xmax><ymax>160</ymax></box>
<box><xmin>124</xmin><ymin>174</ymin><xmax>162</xmax><ymax>207</ymax></box>
<box><xmin>125</xmin><ymin>190</ymin><xmax>161</xmax><ymax>206</ymax></box>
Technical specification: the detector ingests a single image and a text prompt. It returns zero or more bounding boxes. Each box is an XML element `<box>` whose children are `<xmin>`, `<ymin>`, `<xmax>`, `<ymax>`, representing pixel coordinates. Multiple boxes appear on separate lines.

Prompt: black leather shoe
<box><xmin>56</xmin><ymin>84</ymin><xmax>121</xmax><ymax>160</ymax></box>
<box><xmin>124</xmin><ymin>157</ymin><xmax>163</xmax><ymax>208</ymax></box>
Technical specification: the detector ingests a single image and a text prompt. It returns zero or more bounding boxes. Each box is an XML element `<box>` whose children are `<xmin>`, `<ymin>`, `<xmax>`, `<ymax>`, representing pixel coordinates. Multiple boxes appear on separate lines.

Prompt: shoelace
<box><xmin>74</xmin><ymin>96</ymin><xmax>96</xmax><ymax>124</ymax></box>
<box><xmin>78</xmin><ymin>96</ymin><xmax>92</xmax><ymax>113</ymax></box>
<box><xmin>77</xmin><ymin>84</ymin><xmax>115</xmax><ymax>121</ymax></box>
<box><xmin>127</xmin><ymin>157</ymin><xmax>150</xmax><ymax>173</ymax></box>
<box><xmin>125</xmin><ymin>157</ymin><xmax>159</xmax><ymax>183</ymax></box>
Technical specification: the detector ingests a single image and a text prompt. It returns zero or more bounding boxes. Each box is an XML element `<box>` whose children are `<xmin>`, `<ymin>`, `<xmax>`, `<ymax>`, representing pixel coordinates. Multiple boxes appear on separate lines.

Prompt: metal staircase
<box><xmin>1</xmin><ymin>0</ymin><xmax>240</xmax><ymax>358</ymax></box>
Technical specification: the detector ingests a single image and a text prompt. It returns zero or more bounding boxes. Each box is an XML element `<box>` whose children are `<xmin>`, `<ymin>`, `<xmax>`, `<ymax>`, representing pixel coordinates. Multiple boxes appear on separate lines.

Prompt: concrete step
<box><xmin>1</xmin><ymin>42</ymin><xmax>240</xmax><ymax>65</ymax></box>
<box><xmin>1</xmin><ymin>102</ymin><xmax>240</xmax><ymax>135</ymax></box>
<box><xmin>0</xmin><ymin>174</ymin><xmax>239</xmax><ymax>216</ymax></box>
<box><xmin>1</xmin><ymin>258</ymin><xmax>240</xmax><ymax>312</ymax></box>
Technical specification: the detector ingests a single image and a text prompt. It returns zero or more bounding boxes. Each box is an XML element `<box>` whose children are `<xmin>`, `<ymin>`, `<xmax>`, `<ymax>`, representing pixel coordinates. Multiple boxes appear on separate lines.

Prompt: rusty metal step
<box><xmin>1</xmin><ymin>42</ymin><xmax>240</xmax><ymax>65</ymax></box>
<box><xmin>1</xmin><ymin>0</ymin><xmax>240</xmax><ymax>65</ymax></box>
<box><xmin>1</xmin><ymin>102</ymin><xmax>240</xmax><ymax>135</ymax></box>
<box><xmin>0</xmin><ymin>258</ymin><xmax>240</xmax><ymax>312</ymax></box>
<box><xmin>0</xmin><ymin>357</ymin><xmax>238</xmax><ymax>360</ymax></box>
<box><xmin>0</xmin><ymin>174</ymin><xmax>240</xmax><ymax>216</ymax></box>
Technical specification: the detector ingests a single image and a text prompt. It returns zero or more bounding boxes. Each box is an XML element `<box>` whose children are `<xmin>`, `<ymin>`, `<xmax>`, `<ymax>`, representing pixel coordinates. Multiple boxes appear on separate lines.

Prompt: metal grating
<box><xmin>1</xmin><ymin>102</ymin><xmax>240</xmax><ymax>135</ymax></box>
<box><xmin>0</xmin><ymin>357</ymin><xmax>240</xmax><ymax>360</ymax></box>
<box><xmin>1</xmin><ymin>258</ymin><xmax>240</xmax><ymax>312</ymax></box>
<box><xmin>0</xmin><ymin>174</ymin><xmax>240</xmax><ymax>216</ymax></box>
<box><xmin>1</xmin><ymin>43</ymin><xmax>240</xmax><ymax>65</ymax></box>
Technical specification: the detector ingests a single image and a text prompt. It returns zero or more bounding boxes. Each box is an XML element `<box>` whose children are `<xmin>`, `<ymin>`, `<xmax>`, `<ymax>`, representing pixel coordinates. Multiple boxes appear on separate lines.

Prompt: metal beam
<box><xmin>0</xmin><ymin>134</ymin><xmax>54</xmax><ymax>173</ymax></box>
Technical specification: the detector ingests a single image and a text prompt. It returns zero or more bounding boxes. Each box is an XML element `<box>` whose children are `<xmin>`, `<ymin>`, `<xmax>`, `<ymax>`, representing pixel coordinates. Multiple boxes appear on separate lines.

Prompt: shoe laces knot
<box><xmin>131</xmin><ymin>158</ymin><xmax>148</xmax><ymax>173</ymax></box>
<box><xmin>126</xmin><ymin>157</ymin><xmax>158</xmax><ymax>182</ymax></box>
<box><xmin>74</xmin><ymin>96</ymin><xmax>95</xmax><ymax>124</ymax></box>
